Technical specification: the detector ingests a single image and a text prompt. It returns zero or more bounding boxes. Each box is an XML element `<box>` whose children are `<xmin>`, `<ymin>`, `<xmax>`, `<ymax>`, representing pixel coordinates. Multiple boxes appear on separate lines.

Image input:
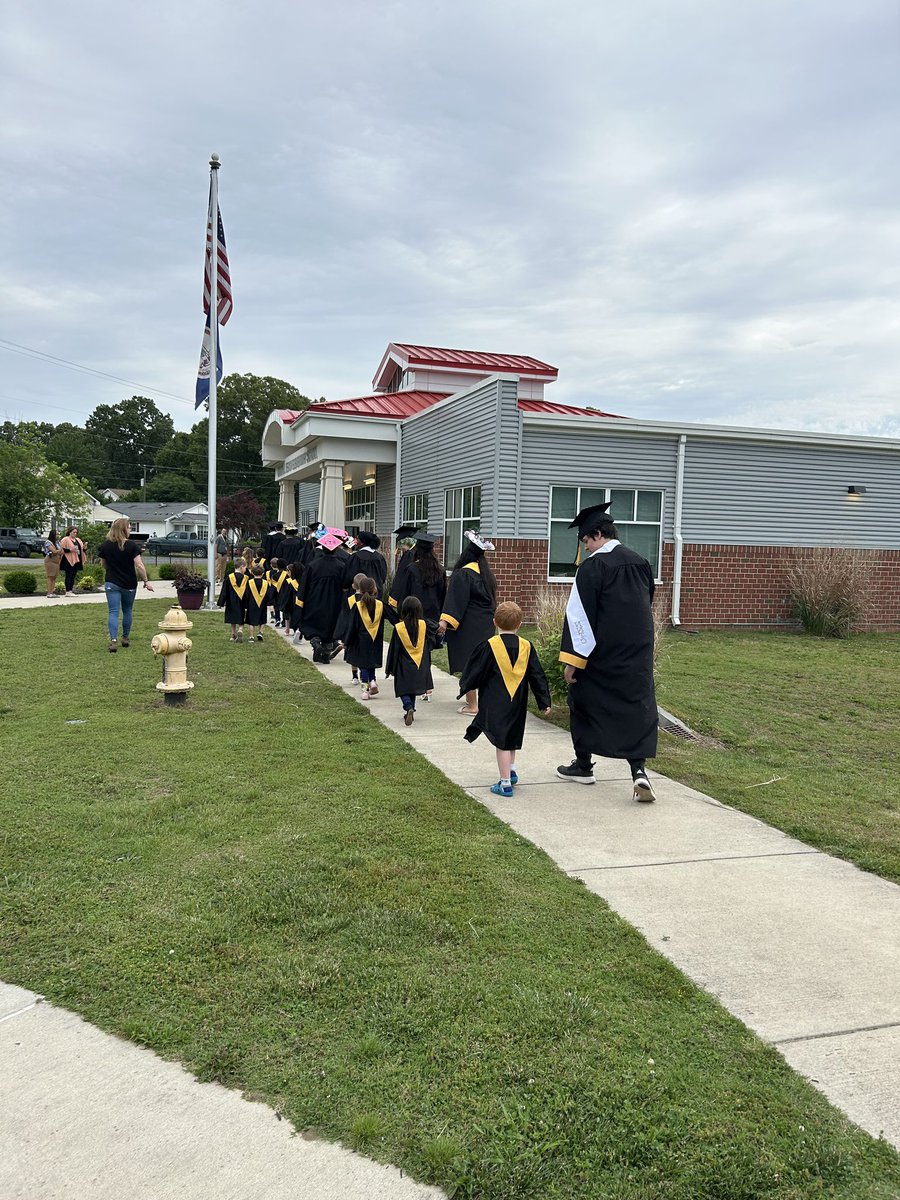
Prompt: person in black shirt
<box><xmin>97</xmin><ymin>518</ymin><xmax>154</xmax><ymax>652</ymax></box>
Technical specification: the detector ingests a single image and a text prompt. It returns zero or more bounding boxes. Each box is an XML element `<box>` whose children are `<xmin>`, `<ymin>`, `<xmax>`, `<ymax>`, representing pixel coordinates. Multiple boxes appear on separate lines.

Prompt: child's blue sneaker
<box><xmin>510</xmin><ymin>769</ymin><xmax>518</xmax><ymax>786</ymax></box>
<box><xmin>490</xmin><ymin>781</ymin><xmax>514</xmax><ymax>798</ymax></box>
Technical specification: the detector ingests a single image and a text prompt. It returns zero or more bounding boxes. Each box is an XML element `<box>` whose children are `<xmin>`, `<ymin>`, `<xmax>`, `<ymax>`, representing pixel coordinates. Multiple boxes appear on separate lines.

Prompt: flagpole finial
<box><xmin>210</xmin><ymin>153</ymin><xmax>220</xmax><ymax>170</ymax></box>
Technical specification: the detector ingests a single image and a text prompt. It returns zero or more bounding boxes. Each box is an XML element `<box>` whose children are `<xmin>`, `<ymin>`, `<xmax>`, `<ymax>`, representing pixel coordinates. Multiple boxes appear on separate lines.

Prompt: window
<box><xmin>345</xmin><ymin>484</ymin><xmax>375</xmax><ymax>529</ymax></box>
<box><xmin>401</xmin><ymin>493</ymin><xmax>429</xmax><ymax>524</ymax></box>
<box><xmin>444</xmin><ymin>485</ymin><xmax>481</xmax><ymax>567</ymax></box>
<box><xmin>548</xmin><ymin>486</ymin><xmax>663</xmax><ymax>579</ymax></box>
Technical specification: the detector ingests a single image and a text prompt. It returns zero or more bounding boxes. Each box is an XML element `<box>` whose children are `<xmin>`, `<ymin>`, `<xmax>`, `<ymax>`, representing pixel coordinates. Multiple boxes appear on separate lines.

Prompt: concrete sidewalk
<box><xmin>0</xmin><ymin>581</ymin><xmax>180</xmax><ymax>609</ymax></box>
<box><xmin>297</xmin><ymin>634</ymin><xmax>900</xmax><ymax>1151</ymax></box>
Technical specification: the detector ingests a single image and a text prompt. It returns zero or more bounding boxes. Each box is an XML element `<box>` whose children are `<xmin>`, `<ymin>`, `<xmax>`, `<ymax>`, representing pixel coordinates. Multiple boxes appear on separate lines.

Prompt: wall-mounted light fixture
<box><xmin>343</xmin><ymin>480</ymin><xmax>352</xmax><ymax>491</ymax></box>
<box><xmin>847</xmin><ymin>486</ymin><xmax>867</xmax><ymax>496</ymax></box>
<box><xmin>364</xmin><ymin>474</ymin><xmax>376</xmax><ymax>487</ymax></box>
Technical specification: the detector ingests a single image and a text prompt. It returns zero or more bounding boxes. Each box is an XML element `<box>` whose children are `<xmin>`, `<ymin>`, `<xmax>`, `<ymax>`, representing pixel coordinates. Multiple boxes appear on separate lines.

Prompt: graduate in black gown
<box><xmin>260</xmin><ymin>522</ymin><xmax>285</xmax><ymax>562</ymax></box>
<box><xmin>278</xmin><ymin>526</ymin><xmax>305</xmax><ymax>566</ymax></box>
<box><xmin>556</xmin><ymin>501</ymin><xmax>659</xmax><ymax>802</ymax></box>
<box><xmin>217</xmin><ymin>563</ymin><xmax>249</xmax><ymax>642</ymax></box>
<box><xmin>388</xmin><ymin>532</ymin><xmax>446</xmax><ymax>699</ymax></box>
<box><xmin>342</xmin><ymin>576</ymin><xmax>385</xmax><ymax>698</ymax></box>
<box><xmin>385</xmin><ymin>596</ymin><xmax>436</xmax><ymax>725</ymax></box>
<box><xmin>244</xmin><ymin>566</ymin><xmax>270</xmax><ymax>643</ymax></box>
<box><xmin>459</xmin><ymin>600</ymin><xmax>552</xmax><ymax>797</ymax></box>
<box><xmin>285</xmin><ymin>562</ymin><xmax>303</xmax><ymax>640</ymax></box>
<box><xmin>298</xmin><ymin>530</ymin><xmax>348</xmax><ymax>660</ymax></box>
<box><xmin>266</xmin><ymin>558</ymin><xmax>289</xmax><ymax>627</ymax></box>
<box><xmin>438</xmin><ymin>530</ymin><xmax>497</xmax><ymax>712</ymax></box>
<box><xmin>344</xmin><ymin>531</ymin><xmax>387</xmax><ymax>596</ymax></box>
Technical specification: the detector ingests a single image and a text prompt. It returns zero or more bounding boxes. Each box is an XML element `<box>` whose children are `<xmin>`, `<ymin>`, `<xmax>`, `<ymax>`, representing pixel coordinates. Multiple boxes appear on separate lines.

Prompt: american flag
<box><xmin>203</xmin><ymin>191</ymin><xmax>233</xmax><ymax>326</ymax></box>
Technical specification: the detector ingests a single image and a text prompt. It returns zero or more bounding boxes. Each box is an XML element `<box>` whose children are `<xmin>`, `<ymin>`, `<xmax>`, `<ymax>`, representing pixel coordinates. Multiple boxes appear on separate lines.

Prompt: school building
<box><xmin>261</xmin><ymin>343</ymin><xmax>900</xmax><ymax>629</ymax></box>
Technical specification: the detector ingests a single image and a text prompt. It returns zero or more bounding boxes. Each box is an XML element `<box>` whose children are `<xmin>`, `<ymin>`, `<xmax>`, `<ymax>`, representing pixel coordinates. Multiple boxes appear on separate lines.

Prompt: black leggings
<box><xmin>62</xmin><ymin>561</ymin><xmax>80</xmax><ymax>591</ymax></box>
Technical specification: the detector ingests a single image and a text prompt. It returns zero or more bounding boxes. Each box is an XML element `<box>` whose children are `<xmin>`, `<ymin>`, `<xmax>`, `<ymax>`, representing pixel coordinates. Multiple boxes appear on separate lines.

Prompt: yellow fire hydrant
<box><xmin>151</xmin><ymin>605</ymin><xmax>195</xmax><ymax>705</ymax></box>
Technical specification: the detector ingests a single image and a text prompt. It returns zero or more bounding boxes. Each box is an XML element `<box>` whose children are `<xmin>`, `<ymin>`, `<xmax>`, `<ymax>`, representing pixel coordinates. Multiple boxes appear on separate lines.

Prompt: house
<box><xmin>261</xmin><ymin>343</ymin><xmax>900</xmax><ymax>629</ymax></box>
<box><xmin>96</xmin><ymin>501</ymin><xmax>210</xmax><ymax>539</ymax></box>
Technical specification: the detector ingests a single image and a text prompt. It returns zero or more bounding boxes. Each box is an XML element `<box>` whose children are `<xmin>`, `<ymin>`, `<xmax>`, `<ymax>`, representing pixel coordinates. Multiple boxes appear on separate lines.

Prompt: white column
<box><xmin>318</xmin><ymin>460</ymin><xmax>346</xmax><ymax>528</ymax></box>
<box><xmin>277</xmin><ymin>480</ymin><xmax>296</xmax><ymax>525</ymax></box>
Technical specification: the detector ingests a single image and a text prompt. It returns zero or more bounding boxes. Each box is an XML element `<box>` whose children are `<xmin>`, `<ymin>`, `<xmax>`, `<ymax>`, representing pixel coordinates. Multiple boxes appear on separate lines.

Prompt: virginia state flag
<box><xmin>195</xmin><ymin>313</ymin><xmax>223</xmax><ymax>409</ymax></box>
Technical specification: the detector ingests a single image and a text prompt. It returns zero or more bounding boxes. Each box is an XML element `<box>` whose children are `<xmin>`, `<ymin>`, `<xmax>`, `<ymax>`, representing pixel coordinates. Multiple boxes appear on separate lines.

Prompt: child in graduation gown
<box><xmin>336</xmin><ymin>572</ymin><xmax>366</xmax><ymax>685</ymax></box>
<box><xmin>458</xmin><ymin>600</ymin><xmax>552</xmax><ymax>798</ymax></box>
<box><xmin>342</xmin><ymin>576</ymin><xmax>385</xmax><ymax>699</ymax></box>
<box><xmin>218</xmin><ymin>562</ymin><xmax>249</xmax><ymax>642</ymax></box>
<box><xmin>244</xmin><ymin>565</ymin><xmax>269</xmax><ymax>643</ymax></box>
<box><xmin>266</xmin><ymin>557</ymin><xmax>289</xmax><ymax>628</ymax></box>
<box><xmin>282</xmin><ymin>562</ymin><xmax>302</xmax><ymax>639</ymax></box>
<box><xmin>385</xmin><ymin>596</ymin><xmax>436</xmax><ymax>726</ymax></box>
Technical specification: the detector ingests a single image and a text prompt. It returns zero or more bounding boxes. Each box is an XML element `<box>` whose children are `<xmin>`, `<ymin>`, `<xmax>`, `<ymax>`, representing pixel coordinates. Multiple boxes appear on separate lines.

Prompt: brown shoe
<box><xmin>404</xmin><ymin>708</ymin><xmax>414</xmax><ymax>726</ymax></box>
<box><xmin>109</xmin><ymin>640</ymin><xmax>118</xmax><ymax>653</ymax></box>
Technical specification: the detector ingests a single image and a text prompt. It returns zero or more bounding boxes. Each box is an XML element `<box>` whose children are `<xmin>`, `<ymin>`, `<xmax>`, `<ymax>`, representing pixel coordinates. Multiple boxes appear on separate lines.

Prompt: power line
<box><xmin>0</xmin><ymin>337</ymin><xmax>194</xmax><ymax>406</ymax></box>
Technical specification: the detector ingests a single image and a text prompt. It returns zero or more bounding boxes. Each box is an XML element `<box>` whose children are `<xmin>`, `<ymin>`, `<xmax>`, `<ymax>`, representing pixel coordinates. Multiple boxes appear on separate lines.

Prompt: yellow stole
<box><xmin>248</xmin><ymin>578</ymin><xmax>268</xmax><ymax>607</ymax></box>
<box><xmin>489</xmin><ymin>635</ymin><xmax>530</xmax><ymax>700</ymax></box>
<box><xmin>288</xmin><ymin>578</ymin><xmax>300</xmax><ymax>593</ymax></box>
<box><xmin>396</xmin><ymin>620</ymin><xmax>426</xmax><ymax>667</ymax></box>
<box><xmin>348</xmin><ymin>595</ymin><xmax>358</xmax><ymax>610</ymax></box>
<box><xmin>270</xmin><ymin>570</ymin><xmax>288</xmax><ymax>592</ymax></box>
<box><xmin>463</xmin><ymin>562</ymin><xmax>481</xmax><ymax>574</ymax></box>
<box><xmin>228</xmin><ymin>572</ymin><xmax>249</xmax><ymax>600</ymax></box>
<box><xmin>358</xmin><ymin>599</ymin><xmax>383</xmax><ymax>641</ymax></box>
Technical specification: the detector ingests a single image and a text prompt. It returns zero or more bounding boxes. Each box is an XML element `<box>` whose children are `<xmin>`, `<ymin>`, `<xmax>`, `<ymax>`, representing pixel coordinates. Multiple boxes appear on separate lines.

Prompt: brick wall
<box><xmin>381</xmin><ymin>534</ymin><xmax>900</xmax><ymax>630</ymax></box>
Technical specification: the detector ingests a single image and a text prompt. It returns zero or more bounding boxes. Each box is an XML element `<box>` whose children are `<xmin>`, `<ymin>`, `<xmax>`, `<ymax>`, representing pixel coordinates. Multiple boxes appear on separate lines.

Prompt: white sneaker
<box><xmin>632</xmin><ymin>770</ymin><xmax>657</xmax><ymax>803</ymax></box>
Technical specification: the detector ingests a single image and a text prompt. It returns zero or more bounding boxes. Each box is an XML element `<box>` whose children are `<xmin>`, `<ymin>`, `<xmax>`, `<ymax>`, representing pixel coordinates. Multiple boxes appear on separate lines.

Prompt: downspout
<box><xmin>671</xmin><ymin>434</ymin><xmax>686</xmax><ymax>626</ymax></box>
<box><xmin>393</xmin><ymin>420</ymin><xmax>403</xmax><ymax>558</ymax></box>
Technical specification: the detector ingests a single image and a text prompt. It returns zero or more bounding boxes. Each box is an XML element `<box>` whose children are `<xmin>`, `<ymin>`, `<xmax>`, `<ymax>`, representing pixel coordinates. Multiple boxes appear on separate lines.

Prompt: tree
<box><xmin>0</xmin><ymin>420</ymin><xmax>55</xmax><ymax>449</ymax></box>
<box><xmin>0</xmin><ymin>440</ymin><xmax>90</xmax><ymax>529</ymax></box>
<box><xmin>192</xmin><ymin>374</ymin><xmax>311</xmax><ymax>517</ymax></box>
<box><xmin>85</xmin><ymin>397</ymin><xmax>175</xmax><ymax>490</ymax></box>
<box><xmin>45</xmin><ymin>423</ymin><xmax>104</xmax><ymax>490</ymax></box>
<box><xmin>216</xmin><ymin>489</ymin><xmax>266</xmax><ymax>542</ymax></box>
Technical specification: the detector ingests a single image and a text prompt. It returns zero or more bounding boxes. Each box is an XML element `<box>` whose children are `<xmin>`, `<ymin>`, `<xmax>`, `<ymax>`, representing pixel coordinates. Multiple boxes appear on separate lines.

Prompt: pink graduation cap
<box><xmin>319</xmin><ymin>531</ymin><xmax>344</xmax><ymax>551</ymax></box>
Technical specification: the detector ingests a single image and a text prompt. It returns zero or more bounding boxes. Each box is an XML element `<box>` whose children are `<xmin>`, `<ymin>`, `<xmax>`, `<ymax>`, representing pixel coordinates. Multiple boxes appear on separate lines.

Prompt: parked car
<box><xmin>143</xmin><ymin>531</ymin><xmax>209</xmax><ymax>555</ymax></box>
<box><xmin>0</xmin><ymin>527</ymin><xmax>44</xmax><ymax>556</ymax></box>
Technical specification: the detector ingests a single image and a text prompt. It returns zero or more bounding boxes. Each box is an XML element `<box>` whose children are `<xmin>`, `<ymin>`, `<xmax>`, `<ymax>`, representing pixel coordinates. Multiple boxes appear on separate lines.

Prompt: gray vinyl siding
<box><xmin>295</xmin><ymin>480</ymin><xmax>319</xmax><ymax>524</ymax></box>
<box><xmin>682</xmin><ymin>438</ymin><xmax>900</xmax><ymax>547</ymax></box>
<box><xmin>494</xmin><ymin>378</ymin><xmax>522</xmax><ymax>536</ymax></box>
<box><xmin>519</xmin><ymin>427</ymin><xmax>678</xmax><ymax>539</ymax></box>
<box><xmin>375</xmin><ymin>464</ymin><xmax>396</xmax><ymax>533</ymax></box>
<box><xmin>399</xmin><ymin>378</ymin><xmax>511</xmax><ymax>535</ymax></box>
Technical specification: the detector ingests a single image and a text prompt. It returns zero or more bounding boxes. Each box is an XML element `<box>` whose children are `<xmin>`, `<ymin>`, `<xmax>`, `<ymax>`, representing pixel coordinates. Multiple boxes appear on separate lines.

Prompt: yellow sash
<box><xmin>358</xmin><ymin>599</ymin><xmax>383</xmax><ymax>641</ymax></box>
<box><xmin>288</xmin><ymin>578</ymin><xmax>299</xmax><ymax>592</ymax></box>
<box><xmin>248</xmin><ymin>579</ymin><xmax>268</xmax><ymax>607</ymax></box>
<box><xmin>348</xmin><ymin>595</ymin><xmax>358</xmax><ymax>610</ymax></box>
<box><xmin>396</xmin><ymin>620</ymin><xmax>426</xmax><ymax>667</ymax></box>
<box><xmin>228</xmin><ymin>572</ymin><xmax>249</xmax><ymax>600</ymax></box>
<box><xmin>463</xmin><ymin>561</ymin><xmax>481</xmax><ymax>574</ymax></box>
<box><xmin>489</xmin><ymin>635</ymin><xmax>530</xmax><ymax>700</ymax></box>
<box><xmin>270</xmin><ymin>570</ymin><xmax>288</xmax><ymax>592</ymax></box>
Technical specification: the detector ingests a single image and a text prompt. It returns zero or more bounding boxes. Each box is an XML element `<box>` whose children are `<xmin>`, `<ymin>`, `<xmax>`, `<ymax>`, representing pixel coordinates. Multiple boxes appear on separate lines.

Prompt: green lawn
<box><xmin>2</xmin><ymin>605</ymin><xmax>899</xmax><ymax>1199</ymax></box>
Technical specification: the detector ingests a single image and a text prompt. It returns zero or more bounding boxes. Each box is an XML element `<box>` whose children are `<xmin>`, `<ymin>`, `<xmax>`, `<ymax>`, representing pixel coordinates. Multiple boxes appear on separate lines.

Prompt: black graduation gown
<box><xmin>298</xmin><ymin>549</ymin><xmax>347</xmax><ymax>642</ymax></box>
<box><xmin>279</xmin><ymin>535</ymin><xmax>305</xmax><ymax>566</ymax></box>
<box><xmin>441</xmin><ymin>562</ymin><xmax>497</xmax><ymax>674</ymax></box>
<box><xmin>244</xmin><ymin>577</ymin><xmax>270</xmax><ymax>625</ymax></box>
<box><xmin>282</xmin><ymin>577</ymin><xmax>301</xmax><ymax>629</ymax></box>
<box><xmin>345</xmin><ymin>548</ymin><xmax>388</xmax><ymax>596</ymax></box>
<box><xmin>343</xmin><ymin>597</ymin><xmax>385</xmax><ymax>671</ymax></box>
<box><xmin>459</xmin><ymin>634</ymin><xmax>552</xmax><ymax>751</ymax></box>
<box><xmin>560</xmin><ymin>544</ymin><xmax>658</xmax><ymax>761</ymax></box>
<box><xmin>267</xmin><ymin>568</ymin><xmax>290</xmax><ymax>617</ymax></box>
<box><xmin>384</xmin><ymin>616</ymin><xmax>434</xmax><ymax>697</ymax></box>
<box><xmin>334</xmin><ymin>594</ymin><xmax>357</xmax><ymax>644</ymax></box>
<box><xmin>388</xmin><ymin>560</ymin><xmax>447</xmax><ymax>626</ymax></box>
<box><xmin>217</xmin><ymin>571</ymin><xmax>249</xmax><ymax>624</ymax></box>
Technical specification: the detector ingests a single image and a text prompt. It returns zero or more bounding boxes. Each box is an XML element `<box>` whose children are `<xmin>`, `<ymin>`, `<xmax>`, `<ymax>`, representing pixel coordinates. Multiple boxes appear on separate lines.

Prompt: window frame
<box><xmin>443</xmin><ymin>484</ymin><xmax>482</xmax><ymax>569</ymax></box>
<box><xmin>344</xmin><ymin>483</ymin><xmax>376</xmax><ymax>530</ymax></box>
<box><xmin>546</xmin><ymin>485</ymin><xmax>664</xmax><ymax>582</ymax></box>
<box><xmin>401</xmin><ymin>492</ymin><xmax>429</xmax><ymax>525</ymax></box>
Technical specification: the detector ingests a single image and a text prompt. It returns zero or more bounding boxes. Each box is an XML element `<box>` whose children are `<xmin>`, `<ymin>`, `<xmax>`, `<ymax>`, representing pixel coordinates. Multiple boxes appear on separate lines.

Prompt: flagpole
<box><xmin>205</xmin><ymin>153</ymin><xmax>220</xmax><ymax>608</ymax></box>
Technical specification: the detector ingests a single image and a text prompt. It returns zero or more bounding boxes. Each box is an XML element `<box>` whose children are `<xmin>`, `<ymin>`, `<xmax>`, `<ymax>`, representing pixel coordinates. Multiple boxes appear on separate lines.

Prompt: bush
<box><xmin>89</xmin><ymin>564</ymin><xmax>105</xmax><ymax>584</ymax></box>
<box><xmin>77</xmin><ymin>574</ymin><xmax>99</xmax><ymax>592</ymax></box>
<box><xmin>174</xmin><ymin>566</ymin><xmax>208</xmax><ymax>592</ymax></box>
<box><xmin>158</xmin><ymin>563</ymin><xmax>178</xmax><ymax>580</ymax></box>
<box><xmin>531</xmin><ymin>586</ymin><xmax>570</xmax><ymax>703</ymax></box>
<box><xmin>3</xmin><ymin>570</ymin><xmax>37</xmax><ymax>595</ymax></box>
<box><xmin>787</xmin><ymin>548</ymin><xmax>873</xmax><ymax>638</ymax></box>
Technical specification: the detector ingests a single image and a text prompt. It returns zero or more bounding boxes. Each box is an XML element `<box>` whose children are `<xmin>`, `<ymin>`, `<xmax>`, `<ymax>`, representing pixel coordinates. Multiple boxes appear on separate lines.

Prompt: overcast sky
<box><xmin>3</xmin><ymin>1</ymin><xmax>900</xmax><ymax>438</ymax></box>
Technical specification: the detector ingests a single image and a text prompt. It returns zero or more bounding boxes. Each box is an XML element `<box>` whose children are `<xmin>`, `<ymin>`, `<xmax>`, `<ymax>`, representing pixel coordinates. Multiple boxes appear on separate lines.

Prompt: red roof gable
<box><xmin>374</xmin><ymin>342</ymin><xmax>558</xmax><ymax>391</ymax></box>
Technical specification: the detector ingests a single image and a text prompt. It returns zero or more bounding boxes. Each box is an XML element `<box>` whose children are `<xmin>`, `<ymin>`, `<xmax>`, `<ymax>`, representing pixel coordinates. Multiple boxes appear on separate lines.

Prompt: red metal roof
<box><xmin>517</xmin><ymin>399</ymin><xmax>625</xmax><ymax>419</ymax></box>
<box><xmin>306</xmin><ymin>390</ymin><xmax>452</xmax><ymax>419</ymax></box>
<box><xmin>392</xmin><ymin>343</ymin><xmax>558</xmax><ymax>377</ymax></box>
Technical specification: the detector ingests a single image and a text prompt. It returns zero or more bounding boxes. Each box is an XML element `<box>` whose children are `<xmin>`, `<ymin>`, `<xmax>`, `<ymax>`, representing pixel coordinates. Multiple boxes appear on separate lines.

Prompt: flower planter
<box><xmin>176</xmin><ymin>589</ymin><xmax>206</xmax><ymax>611</ymax></box>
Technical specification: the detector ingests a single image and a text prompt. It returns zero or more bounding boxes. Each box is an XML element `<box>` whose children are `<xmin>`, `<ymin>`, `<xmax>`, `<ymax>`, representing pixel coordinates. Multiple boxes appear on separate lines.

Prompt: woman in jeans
<box><xmin>97</xmin><ymin>518</ymin><xmax>154</xmax><ymax>651</ymax></box>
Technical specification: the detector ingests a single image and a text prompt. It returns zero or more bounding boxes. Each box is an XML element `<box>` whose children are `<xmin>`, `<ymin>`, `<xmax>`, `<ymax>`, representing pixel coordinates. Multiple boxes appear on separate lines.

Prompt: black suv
<box><xmin>143</xmin><ymin>531</ymin><xmax>209</xmax><ymax>555</ymax></box>
<box><xmin>0</xmin><ymin>527</ymin><xmax>43</xmax><ymax>556</ymax></box>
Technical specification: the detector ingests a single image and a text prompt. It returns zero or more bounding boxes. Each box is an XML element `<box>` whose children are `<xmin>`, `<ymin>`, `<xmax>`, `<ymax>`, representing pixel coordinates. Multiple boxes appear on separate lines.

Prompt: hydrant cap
<box><xmin>158</xmin><ymin>604</ymin><xmax>194</xmax><ymax>632</ymax></box>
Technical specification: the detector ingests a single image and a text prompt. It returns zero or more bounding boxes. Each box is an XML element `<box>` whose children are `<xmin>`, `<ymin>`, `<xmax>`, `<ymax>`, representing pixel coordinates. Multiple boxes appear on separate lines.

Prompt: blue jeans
<box><xmin>359</xmin><ymin>667</ymin><xmax>376</xmax><ymax>685</ymax></box>
<box><xmin>105</xmin><ymin>582</ymin><xmax>136</xmax><ymax>640</ymax></box>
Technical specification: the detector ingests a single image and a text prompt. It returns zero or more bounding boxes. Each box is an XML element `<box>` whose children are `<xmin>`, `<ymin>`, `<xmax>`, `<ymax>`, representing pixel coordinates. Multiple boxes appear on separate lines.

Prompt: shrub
<box><xmin>77</xmin><ymin>574</ymin><xmax>98</xmax><ymax>592</ymax></box>
<box><xmin>787</xmin><ymin>548</ymin><xmax>873</xmax><ymax>638</ymax></box>
<box><xmin>3</xmin><ymin>571</ymin><xmax>37</xmax><ymax>595</ymax></box>
<box><xmin>54</xmin><ymin>581</ymin><xmax>66</xmax><ymax>595</ymax></box>
<box><xmin>89</xmin><ymin>564</ymin><xmax>105</xmax><ymax>584</ymax></box>
<box><xmin>158</xmin><ymin>563</ymin><xmax>178</xmax><ymax>580</ymax></box>
<box><xmin>531</xmin><ymin>585</ymin><xmax>569</xmax><ymax>703</ymax></box>
<box><xmin>174</xmin><ymin>566</ymin><xmax>208</xmax><ymax>592</ymax></box>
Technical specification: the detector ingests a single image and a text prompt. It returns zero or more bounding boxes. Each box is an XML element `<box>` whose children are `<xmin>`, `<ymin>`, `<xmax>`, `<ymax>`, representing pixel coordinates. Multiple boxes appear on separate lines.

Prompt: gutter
<box><xmin>671</xmin><ymin>434</ymin><xmax>686</xmax><ymax>627</ymax></box>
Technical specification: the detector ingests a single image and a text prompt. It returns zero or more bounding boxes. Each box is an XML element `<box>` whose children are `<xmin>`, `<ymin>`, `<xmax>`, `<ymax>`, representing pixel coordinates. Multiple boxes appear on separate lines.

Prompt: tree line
<box><xmin>0</xmin><ymin>374</ymin><xmax>311</xmax><ymax>530</ymax></box>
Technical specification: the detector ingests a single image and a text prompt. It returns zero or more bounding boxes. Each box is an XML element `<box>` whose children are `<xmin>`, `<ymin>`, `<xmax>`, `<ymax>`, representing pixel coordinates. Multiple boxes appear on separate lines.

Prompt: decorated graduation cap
<box><xmin>284</xmin><ymin>524</ymin><xmax>298</xmax><ymax>534</ymax></box>
<box><xmin>569</xmin><ymin>501</ymin><xmax>612</xmax><ymax>540</ymax></box>
<box><xmin>319</xmin><ymin>532</ymin><xmax>344</xmax><ymax>551</ymax></box>
<box><xmin>464</xmin><ymin>529</ymin><xmax>495</xmax><ymax>551</ymax></box>
<box><xmin>313</xmin><ymin>522</ymin><xmax>328</xmax><ymax>539</ymax></box>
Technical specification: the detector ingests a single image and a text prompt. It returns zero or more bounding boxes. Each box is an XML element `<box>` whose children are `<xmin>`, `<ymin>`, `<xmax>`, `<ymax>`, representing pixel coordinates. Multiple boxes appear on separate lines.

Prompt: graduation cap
<box><xmin>569</xmin><ymin>501</ymin><xmax>612</xmax><ymax>540</ymax></box>
<box><xmin>393</xmin><ymin>523</ymin><xmax>421</xmax><ymax>538</ymax></box>
<box><xmin>284</xmin><ymin>525</ymin><xmax>298</xmax><ymax>534</ymax></box>
<box><xmin>319</xmin><ymin>532</ymin><xmax>343</xmax><ymax>551</ymax></box>
<box><xmin>464</xmin><ymin>529</ymin><xmax>494</xmax><ymax>551</ymax></box>
<box><xmin>414</xmin><ymin>531</ymin><xmax>437</xmax><ymax>546</ymax></box>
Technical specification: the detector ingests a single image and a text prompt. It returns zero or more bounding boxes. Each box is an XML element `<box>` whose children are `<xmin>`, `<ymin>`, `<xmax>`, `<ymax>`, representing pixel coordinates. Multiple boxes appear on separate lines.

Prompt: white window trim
<box><xmin>546</xmin><ymin>485</ymin><xmax>665</xmax><ymax>583</ymax></box>
<box><xmin>401</xmin><ymin>492</ymin><xmax>429</xmax><ymax>524</ymax></box>
<box><xmin>443</xmin><ymin>484</ymin><xmax>482</xmax><ymax>569</ymax></box>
